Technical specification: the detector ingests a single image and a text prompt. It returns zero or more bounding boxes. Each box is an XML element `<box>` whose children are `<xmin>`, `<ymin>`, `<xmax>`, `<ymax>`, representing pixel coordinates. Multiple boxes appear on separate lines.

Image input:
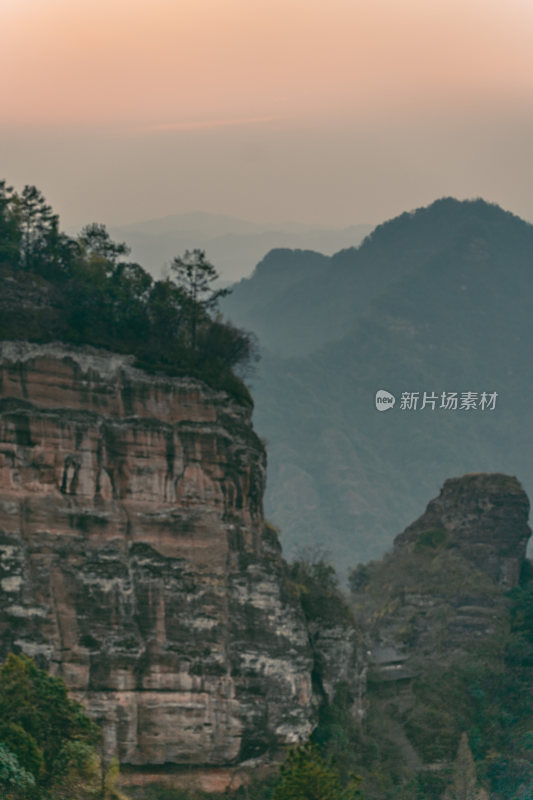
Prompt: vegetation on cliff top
<box><xmin>0</xmin><ymin>181</ymin><xmax>256</xmax><ymax>404</ymax></box>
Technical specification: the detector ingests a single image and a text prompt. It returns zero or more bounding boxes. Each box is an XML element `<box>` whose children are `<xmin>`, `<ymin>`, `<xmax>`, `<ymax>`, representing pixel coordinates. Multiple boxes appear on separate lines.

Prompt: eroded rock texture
<box><xmin>353</xmin><ymin>472</ymin><xmax>531</xmax><ymax>673</ymax></box>
<box><xmin>349</xmin><ymin>473</ymin><xmax>532</xmax><ymax>781</ymax></box>
<box><xmin>394</xmin><ymin>473</ymin><xmax>531</xmax><ymax>589</ymax></box>
<box><xmin>0</xmin><ymin>341</ymin><xmax>313</xmax><ymax>769</ymax></box>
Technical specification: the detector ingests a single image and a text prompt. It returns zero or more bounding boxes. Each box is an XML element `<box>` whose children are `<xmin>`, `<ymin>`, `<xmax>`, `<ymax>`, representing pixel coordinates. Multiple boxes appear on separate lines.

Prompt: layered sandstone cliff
<box><xmin>0</xmin><ymin>341</ymin><xmax>314</xmax><ymax>774</ymax></box>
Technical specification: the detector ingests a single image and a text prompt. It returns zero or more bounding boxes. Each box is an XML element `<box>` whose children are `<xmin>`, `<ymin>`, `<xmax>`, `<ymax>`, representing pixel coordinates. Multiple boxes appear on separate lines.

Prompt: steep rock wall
<box><xmin>350</xmin><ymin>473</ymin><xmax>531</xmax><ymax>783</ymax></box>
<box><xmin>394</xmin><ymin>473</ymin><xmax>530</xmax><ymax>589</ymax></box>
<box><xmin>0</xmin><ymin>341</ymin><xmax>314</xmax><ymax>770</ymax></box>
<box><xmin>353</xmin><ymin>473</ymin><xmax>531</xmax><ymax>672</ymax></box>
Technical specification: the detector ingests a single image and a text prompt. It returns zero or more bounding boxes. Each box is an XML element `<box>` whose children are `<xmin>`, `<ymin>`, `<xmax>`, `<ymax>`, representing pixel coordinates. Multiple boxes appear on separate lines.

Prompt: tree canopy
<box><xmin>272</xmin><ymin>742</ymin><xmax>362</xmax><ymax>800</ymax></box>
<box><xmin>0</xmin><ymin>182</ymin><xmax>256</xmax><ymax>404</ymax></box>
<box><xmin>0</xmin><ymin>653</ymin><xmax>104</xmax><ymax>798</ymax></box>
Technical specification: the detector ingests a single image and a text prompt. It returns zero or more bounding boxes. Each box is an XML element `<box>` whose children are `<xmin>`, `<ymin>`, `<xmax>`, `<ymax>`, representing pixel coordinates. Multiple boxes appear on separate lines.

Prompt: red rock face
<box><xmin>0</xmin><ymin>342</ymin><xmax>313</xmax><ymax>770</ymax></box>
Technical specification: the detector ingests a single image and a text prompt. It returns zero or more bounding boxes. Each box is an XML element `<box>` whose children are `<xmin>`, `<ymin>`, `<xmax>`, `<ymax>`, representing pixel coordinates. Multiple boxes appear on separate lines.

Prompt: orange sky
<box><xmin>2</xmin><ymin>0</ymin><xmax>533</xmax><ymax>228</ymax></box>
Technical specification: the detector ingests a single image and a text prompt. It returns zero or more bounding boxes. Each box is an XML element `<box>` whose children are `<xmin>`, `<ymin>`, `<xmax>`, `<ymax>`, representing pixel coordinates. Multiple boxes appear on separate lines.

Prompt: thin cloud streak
<box><xmin>137</xmin><ymin>115</ymin><xmax>281</xmax><ymax>133</ymax></box>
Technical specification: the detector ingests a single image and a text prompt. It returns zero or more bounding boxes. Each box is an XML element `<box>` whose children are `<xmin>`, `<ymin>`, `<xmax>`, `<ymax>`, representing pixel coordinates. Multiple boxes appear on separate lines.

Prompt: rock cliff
<box><xmin>350</xmin><ymin>473</ymin><xmax>531</xmax><ymax>788</ymax></box>
<box><xmin>353</xmin><ymin>473</ymin><xmax>531</xmax><ymax>671</ymax></box>
<box><xmin>394</xmin><ymin>473</ymin><xmax>530</xmax><ymax>590</ymax></box>
<box><xmin>3</xmin><ymin>338</ymin><xmax>528</xmax><ymax>794</ymax></box>
<box><xmin>0</xmin><ymin>341</ymin><xmax>314</xmax><ymax>782</ymax></box>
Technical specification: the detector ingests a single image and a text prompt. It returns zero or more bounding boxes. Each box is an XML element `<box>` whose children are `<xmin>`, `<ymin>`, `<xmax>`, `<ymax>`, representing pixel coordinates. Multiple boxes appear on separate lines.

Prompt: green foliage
<box><xmin>141</xmin><ymin>789</ymin><xmax>211</xmax><ymax>800</ymax></box>
<box><xmin>311</xmin><ymin>683</ymin><xmax>363</xmax><ymax>784</ymax></box>
<box><xmin>0</xmin><ymin>723</ymin><xmax>44</xmax><ymax>781</ymax></box>
<box><xmin>0</xmin><ymin>654</ymin><xmax>131</xmax><ymax>799</ymax></box>
<box><xmin>0</xmin><ymin>742</ymin><xmax>36</xmax><ymax>799</ymax></box>
<box><xmin>0</xmin><ymin>181</ymin><xmax>21</xmax><ymax>265</ymax></box>
<box><xmin>171</xmin><ymin>249</ymin><xmax>229</xmax><ymax>350</ymax></box>
<box><xmin>348</xmin><ymin>564</ymin><xmax>370</xmax><ymax>594</ymax></box>
<box><xmin>506</xmin><ymin>571</ymin><xmax>533</xmax><ymax>667</ymax></box>
<box><xmin>413</xmin><ymin>528</ymin><xmax>447</xmax><ymax>552</ymax></box>
<box><xmin>0</xmin><ymin>653</ymin><xmax>101</xmax><ymax>796</ymax></box>
<box><xmin>272</xmin><ymin>742</ymin><xmax>361</xmax><ymax>800</ymax></box>
<box><xmin>15</xmin><ymin>185</ymin><xmax>58</xmax><ymax>274</ymax></box>
<box><xmin>80</xmin><ymin>222</ymin><xmax>130</xmax><ymax>264</ymax></box>
<box><xmin>0</xmin><ymin>183</ymin><xmax>256</xmax><ymax>403</ymax></box>
<box><xmin>344</xmin><ymin>559</ymin><xmax>533</xmax><ymax>799</ymax></box>
<box><xmin>50</xmin><ymin>740</ymin><xmax>100</xmax><ymax>799</ymax></box>
<box><xmin>289</xmin><ymin>559</ymin><xmax>353</xmax><ymax>625</ymax></box>
<box><xmin>102</xmin><ymin>757</ymin><xmax>131</xmax><ymax>800</ymax></box>
<box><xmin>392</xmin><ymin>572</ymin><xmax>533</xmax><ymax>798</ymax></box>
<box><xmin>138</xmin><ymin>785</ymin><xmax>277</xmax><ymax>800</ymax></box>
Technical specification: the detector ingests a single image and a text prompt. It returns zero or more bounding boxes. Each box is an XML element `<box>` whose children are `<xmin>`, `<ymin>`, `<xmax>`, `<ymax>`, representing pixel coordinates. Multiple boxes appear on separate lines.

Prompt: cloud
<box><xmin>137</xmin><ymin>115</ymin><xmax>280</xmax><ymax>134</ymax></box>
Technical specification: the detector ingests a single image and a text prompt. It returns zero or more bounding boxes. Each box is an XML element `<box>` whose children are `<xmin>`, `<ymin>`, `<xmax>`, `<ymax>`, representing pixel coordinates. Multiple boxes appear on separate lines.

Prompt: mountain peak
<box><xmin>394</xmin><ymin>472</ymin><xmax>531</xmax><ymax>589</ymax></box>
<box><xmin>358</xmin><ymin>196</ymin><xmax>531</xmax><ymax>254</ymax></box>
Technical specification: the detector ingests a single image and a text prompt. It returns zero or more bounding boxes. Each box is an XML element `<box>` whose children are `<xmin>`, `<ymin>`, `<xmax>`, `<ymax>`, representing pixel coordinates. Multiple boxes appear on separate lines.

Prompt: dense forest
<box><xmin>0</xmin><ymin>181</ymin><xmax>256</xmax><ymax>403</ymax></box>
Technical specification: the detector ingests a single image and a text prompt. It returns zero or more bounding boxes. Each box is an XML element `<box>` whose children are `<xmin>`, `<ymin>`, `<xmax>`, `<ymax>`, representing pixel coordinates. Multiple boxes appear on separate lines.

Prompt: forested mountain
<box><xmin>223</xmin><ymin>198</ymin><xmax>533</xmax><ymax>573</ymax></box>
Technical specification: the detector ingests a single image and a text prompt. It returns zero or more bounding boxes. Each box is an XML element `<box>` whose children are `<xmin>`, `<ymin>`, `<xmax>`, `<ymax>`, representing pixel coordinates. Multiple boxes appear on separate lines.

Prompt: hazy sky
<box><xmin>2</xmin><ymin>0</ymin><xmax>533</xmax><ymax>229</ymax></box>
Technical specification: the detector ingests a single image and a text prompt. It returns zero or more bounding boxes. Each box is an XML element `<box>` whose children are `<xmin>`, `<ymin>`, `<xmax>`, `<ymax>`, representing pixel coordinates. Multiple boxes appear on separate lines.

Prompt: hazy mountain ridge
<box><xmin>225</xmin><ymin>197</ymin><xmax>532</xmax><ymax>356</ymax></box>
<box><xmin>224</xmin><ymin>198</ymin><xmax>533</xmax><ymax>573</ymax></box>
<box><xmin>95</xmin><ymin>212</ymin><xmax>373</xmax><ymax>283</ymax></box>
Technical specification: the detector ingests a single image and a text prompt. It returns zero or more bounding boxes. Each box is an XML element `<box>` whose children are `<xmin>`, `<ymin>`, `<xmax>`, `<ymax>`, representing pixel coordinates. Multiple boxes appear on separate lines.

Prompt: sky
<box><xmin>2</xmin><ymin>0</ymin><xmax>533</xmax><ymax>230</ymax></box>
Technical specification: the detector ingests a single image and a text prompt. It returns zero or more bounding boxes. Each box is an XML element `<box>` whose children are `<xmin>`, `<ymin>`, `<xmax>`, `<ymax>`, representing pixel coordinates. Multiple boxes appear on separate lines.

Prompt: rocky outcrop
<box><xmin>353</xmin><ymin>473</ymin><xmax>531</xmax><ymax>670</ymax></box>
<box><xmin>394</xmin><ymin>473</ymin><xmax>531</xmax><ymax>589</ymax></box>
<box><xmin>0</xmin><ymin>341</ymin><xmax>314</xmax><ymax>775</ymax></box>
<box><xmin>342</xmin><ymin>472</ymin><xmax>533</xmax><ymax>800</ymax></box>
<box><xmin>4</xmin><ymin>339</ymin><xmax>526</xmax><ymax>792</ymax></box>
<box><xmin>350</xmin><ymin>472</ymin><xmax>531</xmax><ymax>787</ymax></box>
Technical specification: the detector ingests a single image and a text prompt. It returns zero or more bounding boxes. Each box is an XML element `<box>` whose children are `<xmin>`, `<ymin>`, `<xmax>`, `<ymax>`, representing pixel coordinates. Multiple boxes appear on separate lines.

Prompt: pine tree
<box><xmin>0</xmin><ymin>181</ymin><xmax>20</xmax><ymax>265</ymax></box>
<box><xmin>170</xmin><ymin>249</ymin><xmax>229</xmax><ymax>350</ymax></box>
<box><xmin>15</xmin><ymin>184</ymin><xmax>58</xmax><ymax>271</ymax></box>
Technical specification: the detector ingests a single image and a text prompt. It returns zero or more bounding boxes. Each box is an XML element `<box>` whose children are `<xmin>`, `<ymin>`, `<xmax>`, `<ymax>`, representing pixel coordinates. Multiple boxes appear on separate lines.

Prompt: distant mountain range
<box><xmin>95</xmin><ymin>212</ymin><xmax>372</xmax><ymax>283</ymax></box>
<box><xmin>222</xmin><ymin>198</ymin><xmax>533</xmax><ymax>575</ymax></box>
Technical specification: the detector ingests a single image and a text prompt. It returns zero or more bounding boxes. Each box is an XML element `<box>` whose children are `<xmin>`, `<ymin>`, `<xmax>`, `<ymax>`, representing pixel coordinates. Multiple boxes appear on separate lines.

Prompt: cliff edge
<box><xmin>0</xmin><ymin>341</ymin><xmax>314</xmax><ymax>783</ymax></box>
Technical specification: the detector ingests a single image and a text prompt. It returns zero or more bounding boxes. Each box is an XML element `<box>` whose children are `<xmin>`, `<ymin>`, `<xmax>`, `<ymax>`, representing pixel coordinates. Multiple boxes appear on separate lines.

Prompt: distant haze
<box><xmin>103</xmin><ymin>213</ymin><xmax>373</xmax><ymax>282</ymax></box>
<box><xmin>2</xmin><ymin>0</ymin><xmax>533</xmax><ymax>231</ymax></box>
<box><xmin>222</xmin><ymin>198</ymin><xmax>533</xmax><ymax>573</ymax></box>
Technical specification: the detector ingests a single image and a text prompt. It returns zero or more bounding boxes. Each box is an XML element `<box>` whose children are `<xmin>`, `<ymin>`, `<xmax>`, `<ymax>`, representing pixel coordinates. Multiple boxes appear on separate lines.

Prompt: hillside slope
<box><xmin>224</xmin><ymin>198</ymin><xmax>533</xmax><ymax>571</ymax></box>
